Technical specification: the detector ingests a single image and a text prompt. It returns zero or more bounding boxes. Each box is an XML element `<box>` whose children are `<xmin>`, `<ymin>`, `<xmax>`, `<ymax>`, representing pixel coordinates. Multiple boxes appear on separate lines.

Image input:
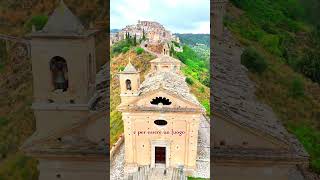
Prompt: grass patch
<box><xmin>0</xmin><ymin>153</ymin><xmax>38</xmax><ymax>180</ymax></box>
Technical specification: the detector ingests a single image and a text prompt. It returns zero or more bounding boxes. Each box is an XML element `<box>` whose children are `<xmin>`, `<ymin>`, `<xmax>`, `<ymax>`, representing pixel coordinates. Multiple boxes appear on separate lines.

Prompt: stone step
<box><xmin>125</xmin><ymin>165</ymin><xmax>187</xmax><ymax>180</ymax></box>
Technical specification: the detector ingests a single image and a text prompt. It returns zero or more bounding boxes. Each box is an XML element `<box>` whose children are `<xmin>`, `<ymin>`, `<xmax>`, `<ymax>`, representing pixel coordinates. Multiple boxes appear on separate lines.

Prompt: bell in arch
<box><xmin>50</xmin><ymin>56</ymin><xmax>68</xmax><ymax>91</ymax></box>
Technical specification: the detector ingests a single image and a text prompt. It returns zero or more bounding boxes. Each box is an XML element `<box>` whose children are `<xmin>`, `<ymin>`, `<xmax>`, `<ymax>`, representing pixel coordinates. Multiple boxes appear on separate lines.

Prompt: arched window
<box><xmin>50</xmin><ymin>56</ymin><xmax>68</xmax><ymax>91</ymax></box>
<box><xmin>126</xmin><ymin>79</ymin><xmax>132</xmax><ymax>90</ymax></box>
<box><xmin>150</xmin><ymin>97</ymin><xmax>172</xmax><ymax>105</ymax></box>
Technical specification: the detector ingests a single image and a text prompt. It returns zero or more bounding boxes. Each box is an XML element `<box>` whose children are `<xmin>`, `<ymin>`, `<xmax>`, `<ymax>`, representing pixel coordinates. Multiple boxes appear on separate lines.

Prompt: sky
<box><xmin>110</xmin><ymin>0</ymin><xmax>210</xmax><ymax>34</ymax></box>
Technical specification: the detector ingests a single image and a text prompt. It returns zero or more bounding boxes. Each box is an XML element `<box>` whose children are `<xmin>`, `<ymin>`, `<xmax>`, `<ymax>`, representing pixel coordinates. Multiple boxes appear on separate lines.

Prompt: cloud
<box><xmin>110</xmin><ymin>0</ymin><xmax>210</xmax><ymax>34</ymax></box>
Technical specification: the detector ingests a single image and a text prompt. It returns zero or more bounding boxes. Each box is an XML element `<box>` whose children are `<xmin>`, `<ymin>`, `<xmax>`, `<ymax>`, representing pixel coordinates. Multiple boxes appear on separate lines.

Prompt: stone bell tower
<box><xmin>26</xmin><ymin>0</ymin><xmax>98</xmax><ymax>135</ymax></box>
<box><xmin>118</xmin><ymin>58</ymin><xmax>140</xmax><ymax>105</ymax></box>
<box><xmin>22</xmin><ymin>1</ymin><xmax>107</xmax><ymax>180</ymax></box>
<box><xmin>212</xmin><ymin>0</ymin><xmax>228</xmax><ymax>39</ymax></box>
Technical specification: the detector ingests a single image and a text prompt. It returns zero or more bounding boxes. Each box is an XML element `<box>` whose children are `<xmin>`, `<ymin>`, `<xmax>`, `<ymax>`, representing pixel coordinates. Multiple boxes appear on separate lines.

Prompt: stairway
<box><xmin>125</xmin><ymin>165</ymin><xmax>188</xmax><ymax>180</ymax></box>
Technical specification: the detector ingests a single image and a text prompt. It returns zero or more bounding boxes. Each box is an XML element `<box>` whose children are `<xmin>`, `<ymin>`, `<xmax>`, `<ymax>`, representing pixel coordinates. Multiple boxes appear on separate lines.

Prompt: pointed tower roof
<box><xmin>27</xmin><ymin>0</ymin><xmax>97</xmax><ymax>38</ymax></box>
<box><xmin>119</xmin><ymin>57</ymin><xmax>139</xmax><ymax>74</ymax></box>
<box><xmin>43</xmin><ymin>0</ymin><xmax>84</xmax><ymax>33</ymax></box>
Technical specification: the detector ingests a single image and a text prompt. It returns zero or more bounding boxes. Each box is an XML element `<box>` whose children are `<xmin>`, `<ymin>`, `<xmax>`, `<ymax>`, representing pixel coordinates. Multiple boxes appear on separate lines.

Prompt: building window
<box><xmin>150</xmin><ymin>97</ymin><xmax>172</xmax><ymax>105</ymax></box>
<box><xmin>50</xmin><ymin>56</ymin><xmax>68</xmax><ymax>91</ymax></box>
<box><xmin>126</xmin><ymin>79</ymin><xmax>132</xmax><ymax>90</ymax></box>
<box><xmin>154</xmin><ymin>119</ymin><xmax>167</xmax><ymax>126</ymax></box>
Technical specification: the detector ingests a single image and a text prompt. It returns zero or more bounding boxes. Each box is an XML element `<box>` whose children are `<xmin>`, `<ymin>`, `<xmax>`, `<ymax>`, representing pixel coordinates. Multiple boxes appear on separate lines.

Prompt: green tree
<box><xmin>133</xmin><ymin>34</ymin><xmax>137</xmax><ymax>46</ymax></box>
<box><xmin>186</xmin><ymin>77</ymin><xmax>194</xmax><ymax>85</ymax></box>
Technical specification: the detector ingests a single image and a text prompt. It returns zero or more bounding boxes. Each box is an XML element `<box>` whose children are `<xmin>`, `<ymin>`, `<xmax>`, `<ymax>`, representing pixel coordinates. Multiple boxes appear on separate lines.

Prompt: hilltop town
<box><xmin>111</xmin><ymin>20</ymin><xmax>182</xmax><ymax>54</ymax></box>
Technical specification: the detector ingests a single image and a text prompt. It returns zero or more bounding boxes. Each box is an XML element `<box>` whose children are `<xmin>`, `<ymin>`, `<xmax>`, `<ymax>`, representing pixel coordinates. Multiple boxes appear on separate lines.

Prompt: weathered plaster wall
<box><xmin>123</xmin><ymin>111</ymin><xmax>200</xmax><ymax>169</ymax></box>
<box><xmin>31</xmin><ymin>37</ymin><xmax>96</xmax><ymax>104</ymax></box>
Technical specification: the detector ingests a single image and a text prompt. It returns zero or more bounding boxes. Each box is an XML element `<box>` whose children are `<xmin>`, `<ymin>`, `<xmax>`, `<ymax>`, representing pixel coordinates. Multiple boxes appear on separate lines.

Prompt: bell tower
<box><xmin>29</xmin><ymin>0</ymin><xmax>96</xmax><ymax>105</ymax></box>
<box><xmin>23</xmin><ymin>1</ymin><xmax>108</xmax><ymax>180</ymax></box>
<box><xmin>26</xmin><ymin>0</ymin><xmax>98</xmax><ymax>136</ymax></box>
<box><xmin>118</xmin><ymin>58</ymin><xmax>140</xmax><ymax>104</ymax></box>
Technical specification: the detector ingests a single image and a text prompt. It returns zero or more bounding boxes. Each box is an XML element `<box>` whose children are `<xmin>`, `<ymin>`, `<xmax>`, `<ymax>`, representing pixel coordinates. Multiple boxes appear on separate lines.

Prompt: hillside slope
<box><xmin>226</xmin><ymin>0</ymin><xmax>320</xmax><ymax>174</ymax></box>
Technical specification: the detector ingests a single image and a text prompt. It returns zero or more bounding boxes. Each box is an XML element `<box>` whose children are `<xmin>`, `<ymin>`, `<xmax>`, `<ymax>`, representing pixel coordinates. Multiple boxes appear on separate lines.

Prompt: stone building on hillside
<box><xmin>111</xmin><ymin>20</ymin><xmax>179</xmax><ymax>44</ymax></box>
<box><xmin>21</xmin><ymin>1</ymin><xmax>108</xmax><ymax>179</ymax></box>
<box><xmin>117</xmin><ymin>54</ymin><xmax>204</xmax><ymax>176</ymax></box>
<box><xmin>212</xmin><ymin>0</ymin><xmax>309</xmax><ymax>179</ymax></box>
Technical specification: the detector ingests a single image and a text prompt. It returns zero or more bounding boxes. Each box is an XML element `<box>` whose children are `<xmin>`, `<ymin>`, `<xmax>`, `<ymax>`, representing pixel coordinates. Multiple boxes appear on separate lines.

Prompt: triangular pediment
<box><xmin>120</xmin><ymin>89</ymin><xmax>203</xmax><ymax>112</ymax></box>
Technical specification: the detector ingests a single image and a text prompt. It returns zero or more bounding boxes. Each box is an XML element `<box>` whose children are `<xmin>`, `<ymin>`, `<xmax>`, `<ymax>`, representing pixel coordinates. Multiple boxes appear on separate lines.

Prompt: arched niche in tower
<box><xmin>50</xmin><ymin>56</ymin><xmax>68</xmax><ymax>92</ymax></box>
<box><xmin>126</xmin><ymin>79</ymin><xmax>132</xmax><ymax>90</ymax></box>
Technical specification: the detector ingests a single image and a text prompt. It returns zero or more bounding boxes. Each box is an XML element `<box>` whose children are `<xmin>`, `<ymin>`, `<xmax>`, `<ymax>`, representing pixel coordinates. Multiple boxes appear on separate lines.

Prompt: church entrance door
<box><xmin>155</xmin><ymin>146</ymin><xmax>166</xmax><ymax>164</ymax></box>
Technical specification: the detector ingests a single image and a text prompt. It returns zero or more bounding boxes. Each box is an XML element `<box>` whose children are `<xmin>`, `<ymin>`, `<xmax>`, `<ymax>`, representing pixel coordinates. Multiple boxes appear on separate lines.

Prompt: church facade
<box><xmin>117</xmin><ymin>54</ymin><xmax>204</xmax><ymax>175</ymax></box>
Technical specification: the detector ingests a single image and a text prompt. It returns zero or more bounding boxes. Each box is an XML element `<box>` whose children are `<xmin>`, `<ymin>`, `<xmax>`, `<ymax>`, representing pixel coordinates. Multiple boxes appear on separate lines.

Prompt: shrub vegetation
<box><xmin>135</xmin><ymin>47</ymin><xmax>144</xmax><ymax>55</ymax></box>
<box><xmin>288</xmin><ymin>77</ymin><xmax>305</xmax><ymax>98</ymax></box>
<box><xmin>241</xmin><ymin>47</ymin><xmax>267</xmax><ymax>74</ymax></box>
<box><xmin>186</xmin><ymin>77</ymin><xmax>194</xmax><ymax>85</ymax></box>
<box><xmin>25</xmin><ymin>15</ymin><xmax>48</xmax><ymax>31</ymax></box>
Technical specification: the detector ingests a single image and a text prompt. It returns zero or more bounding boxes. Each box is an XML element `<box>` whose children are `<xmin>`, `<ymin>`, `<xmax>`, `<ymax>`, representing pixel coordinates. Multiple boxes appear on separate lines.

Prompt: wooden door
<box><xmin>155</xmin><ymin>146</ymin><xmax>166</xmax><ymax>164</ymax></box>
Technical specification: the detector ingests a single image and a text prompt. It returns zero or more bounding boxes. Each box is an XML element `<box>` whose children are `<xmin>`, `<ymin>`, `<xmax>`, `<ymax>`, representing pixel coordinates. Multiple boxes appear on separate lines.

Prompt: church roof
<box><xmin>90</xmin><ymin>64</ymin><xmax>108</xmax><ymax>111</ymax></box>
<box><xmin>27</xmin><ymin>0</ymin><xmax>97</xmax><ymax>38</ymax></box>
<box><xmin>212</xmin><ymin>34</ymin><xmax>308</xmax><ymax>160</ymax></box>
<box><xmin>22</xmin><ymin>133</ymin><xmax>107</xmax><ymax>157</ymax></box>
<box><xmin>21</xmin><ymin>112</ymin><xmax>108</xmax><ymax>157</ymax></box>
<box><xmin>150</xmin><ymin>55</ymin><xmax>181</xmax><ymax>64</ymax></box>
<box><xmin>139</xmin><ymin>71</ymin><xmax>202</xmax><ymax>107</ymax></box>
